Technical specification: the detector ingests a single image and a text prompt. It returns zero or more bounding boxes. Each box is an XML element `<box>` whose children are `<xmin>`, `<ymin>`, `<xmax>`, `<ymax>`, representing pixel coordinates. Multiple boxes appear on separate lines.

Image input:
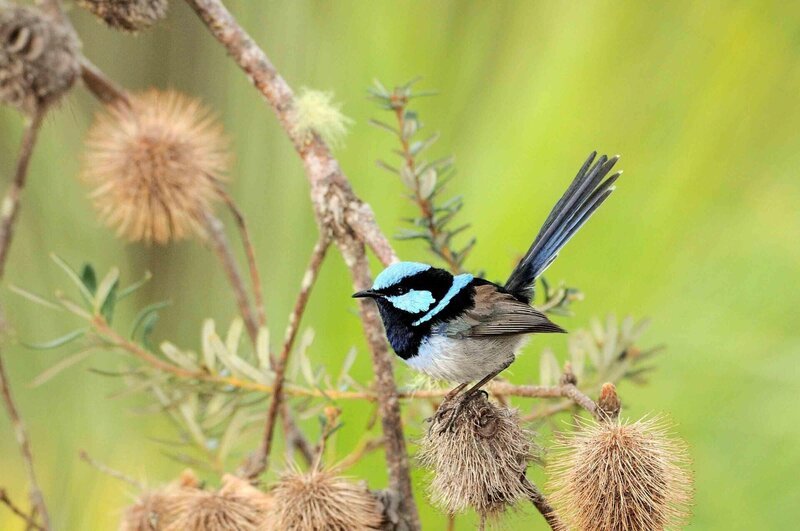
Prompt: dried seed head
<box><xmin>79</xmin><ymin>0</ymin><xmax>168</xmax><ymax>32</ymax></box>
<box><xmin>548</xmin><ymin>416</ymin><xmax>693</xmax><ymax>531</ymax></box>
<box><xmin>418</xmin><ymin>394</ymin><xmax>535</xmax><ymax>518</ymax></box>
<box><xmin>0</xmin><ymin>3</ymin><xmax>80</xmax><ymax>114</ymax></box>
<box><xmin>81</xmin><ymin>89</ymin><xmax>229</xmax><ymax>244</ymax></box>
<box><xmin>165</xmin><ymin>474</ymin><xmax>271</xmax><ymax>531</ymax></box>
<box><xmin>291</xmin><ymin>88</ymin><xmax>353</xmax><ymax>149</ymax></box>
<box><xmin>119</xmin><ymin>471</ymin><xmax>198</xmax><ymax>531</ymax></box>
<box><xmin>269</xmin><ymin>465</ymin><xmax>383</xmax><ymax>530</ymax></box>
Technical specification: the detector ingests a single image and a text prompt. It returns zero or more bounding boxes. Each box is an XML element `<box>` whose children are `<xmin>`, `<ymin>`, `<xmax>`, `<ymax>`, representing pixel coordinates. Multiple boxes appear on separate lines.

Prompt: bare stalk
<box><xmin>214</xmin><ymin>184</ymin><xmax>266</xmax><ymax>328</ymax></box>
<box><xmin>78</xmin><ymin>450</ymin><xmax>144</xmax><ymax>490</ymax></box>
<box><xmin>183</xmin><ymin>1</ymin><xmax>415</xmax><ymax>526</ymax></box>
<box><xmin>521</xmin><ymin>476</ymin><xmax>563</xmax><ymax>530</ymax></box>
<box><xmin>246</xmin><ymin>236</ymin><xmax>330</xmax><ymax>479</ymax></box>
<box><xmin>201</xmin><ymin>211</ymin><xmax>260</xmax><ymax>343</ymax></box>
<box><xmin>0</xmin><ymin>109</ymin><xmax>50</xmax><ymax>530</ymax></box>
<box><xmin>0</xmin><ymin>488</ymin><xmax>44</xmax><ymax>531</ymax></box>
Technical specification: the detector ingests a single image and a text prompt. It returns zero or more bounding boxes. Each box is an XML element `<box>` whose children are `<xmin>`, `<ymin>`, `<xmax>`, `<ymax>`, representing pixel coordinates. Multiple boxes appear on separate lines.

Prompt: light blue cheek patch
<box><xmin>386</xmin><ymin>290</ymin><xmax>436</xmax><ymax>314</ymax></box>
<box><xmin>413</xmin><ymin>273</ymin><xmax>473</xmax><ymax>326</ymax></box>
<box><xmin>373</xmin><ymin>262</ymin><xmax>431</xmax><ymax>290</ymax></box>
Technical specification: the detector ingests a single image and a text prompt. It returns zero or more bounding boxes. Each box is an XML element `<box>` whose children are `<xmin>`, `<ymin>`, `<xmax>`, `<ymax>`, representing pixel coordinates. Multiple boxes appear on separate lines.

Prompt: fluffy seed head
<box><xmin>269</xmin><ymin>465</ymin><xmax>383</xmax><ymax>530</ymax></box>
<box><xmin>548</xmin><ymin>416</ymin><xmax>693</xmax><ymax>531</ymax></box>
<box><xmin>291</xmin><ymin>88</ymin><xmax>353</xmax><ymax>148</ymax></box>
<box><xmin>418</xmin><ymin>394</ymin><xmax>535</xmax><ymax>517</ymax></box>
<box><xmin>79</xmin><ymin>0</ymin><xmax>168</xmax><ymax>32</ymax></box>
<box><xmin>0</xmin><ymin>3</ymin><xmax>80</xmax><ymax>114</ymax></box>
<box><xmin>81</xmin><ymin>89</ymin><xmax>229</xmax><ymax>244</ymax></box>
<box><xmin>119</xmin><ymin>469</ymin><xmax>199</xmax><ymax>531</ymax></box>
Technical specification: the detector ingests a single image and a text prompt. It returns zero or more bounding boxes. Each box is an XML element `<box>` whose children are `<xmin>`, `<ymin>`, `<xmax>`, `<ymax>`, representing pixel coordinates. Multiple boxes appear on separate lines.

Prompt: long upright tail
<box><xmin>504</xmin><ymin>152</ymin><xmax>621</xmax><ymax>302</ymax></box>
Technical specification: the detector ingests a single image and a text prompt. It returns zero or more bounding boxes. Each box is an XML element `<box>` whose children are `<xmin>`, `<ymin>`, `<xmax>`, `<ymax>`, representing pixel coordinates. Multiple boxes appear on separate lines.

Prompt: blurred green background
<box><xmin>2</xmin><ymin>1</ymin><xmax>799</xmax><ymax>529</ymax></box>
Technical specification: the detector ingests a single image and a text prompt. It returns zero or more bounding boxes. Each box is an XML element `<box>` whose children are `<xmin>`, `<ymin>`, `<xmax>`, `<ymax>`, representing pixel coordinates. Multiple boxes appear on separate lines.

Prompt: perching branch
<box><xmin>79</xmin><ymin>59</ymin><xmax>130</xmax><ymax>108</ymax></box>
<box><xmin>246</xmin><ymin>235</ymin><xmax>330</xmax><ymax>479</ymax></box>
<box><xmin>521</xmin><ymin>476</ymin><xmax>563</xmax><ymax>531</ymax></box>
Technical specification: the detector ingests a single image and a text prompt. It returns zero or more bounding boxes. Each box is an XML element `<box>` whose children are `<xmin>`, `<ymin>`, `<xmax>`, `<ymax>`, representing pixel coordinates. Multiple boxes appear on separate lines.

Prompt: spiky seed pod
<box><xmin>0</xmin><ymin>3</ymin><xmax>80</xmax><ymax>114</ymax></box>
<box><xmin>548</xmin><ymin>417</ymin><xmax>693</xmax><ymax>531</ymax></box>
<box><xmin>81</xmin><ymin>89</ymin><xmax>229</xmax><ymax>244</ymax></box>
<box><xmin>119</xmin><ymin>470</ymin><xmax>199</xmax><ymax>531</ymax></box>
<box><xmin>269</xmin><ymin>466</ymin><xmax>383</xmax><ymax>530</ymax></box>
<box><xmin>165</xmin><ymin>475</ymin><xmax>272</xmax><ymax>531</ymax></box>
<box><xmin>418</xmin><ymin>393</ymin><xmax>535</xmax><ymax>518</ymax></box>
<box><xmin>78</xmin><ymin>0</ymin><xmax>168</xmax><ymax>32</ymax></box>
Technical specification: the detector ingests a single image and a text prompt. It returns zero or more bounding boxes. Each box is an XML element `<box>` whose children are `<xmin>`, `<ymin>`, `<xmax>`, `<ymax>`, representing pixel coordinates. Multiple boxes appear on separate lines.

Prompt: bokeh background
<box><xmin>2</xmin><ymin>1</ymin><xmax>799</xmax><ymax>529</ymax></box>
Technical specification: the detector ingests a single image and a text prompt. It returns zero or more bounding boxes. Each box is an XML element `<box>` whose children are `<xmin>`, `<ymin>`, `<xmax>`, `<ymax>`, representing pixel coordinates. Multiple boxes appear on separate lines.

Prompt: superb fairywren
<box><xmin>353</xmin><ymin>152</ymin><xmax>621</xmax><ymax>403</ymax></box>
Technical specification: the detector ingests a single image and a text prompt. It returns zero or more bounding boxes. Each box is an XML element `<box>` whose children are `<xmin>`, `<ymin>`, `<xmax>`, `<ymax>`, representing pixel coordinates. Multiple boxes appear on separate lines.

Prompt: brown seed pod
<box><xmin>0</xmin><ymin>2</ymin><xmax>81</xmax><ymax>114</ymax></box>
<box><xmin>418</xmin><ymin>393</ymin><xmax>536</xmax><ymax>518</ymax></box>
<box><xmin>78</xmin><ymin>0</ymin><xmax>168</xmax><ymax>33</ymax></box>
<box><xmin>119</xmin><ymin>470</ymin><xmax>199</xmax><ymax>531</ymax></box>
<box><xmin>548</xmin><ymin>416</ymin><xmax>693</xmax><ymax>531</ymax></box>
<box><xmin>268</xmin><ymin>465</ymin><xmax>383</xmax><ymax>531</ymax></box>
<box><xmin>81</xmin><ymin>89</ymin><xmax>230</xmax><ymax>244</ymax></box>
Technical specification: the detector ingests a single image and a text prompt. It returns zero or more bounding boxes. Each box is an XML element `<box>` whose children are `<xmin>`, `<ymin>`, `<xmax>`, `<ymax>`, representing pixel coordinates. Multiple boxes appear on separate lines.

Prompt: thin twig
<box><xmin>246</xmin><ymin>236</ymin><xmax>330</xmax><ymax>478</ymax></box>
<box><xmin>521</xmin><ymin>476</ymin><xmax>563</xmax><ymax>530</ymax></box>
<box><xmin>0</xmin><ymin>110</ymin><xmax>44</xmax><ymax>278</ymax></box>
<box><xmin>0</xmin><ymin>488</ymin><xmax>44</xmax><ymax>531</ymax></box>
<box><xmin>78</xmin><ymin>450</ymin><xmax>144</xmax><ymax>490</ymax></box>
<box><xmin>201</xmin><ymin>211</ymin><xmax>260</xmax><ymax>343</ymax></box>
<box><xmin>0</xmin><ymin>108</ymin><xmax>50</xmax><ymax>531</ymax></box>
<box><xmin>214</xmin><ymin>184</ymin><xmax>266</xmax><ymax>328</ymax></box>
<box><xmin>79</xmin><ymin>59</ymin><xmax>131</xmax><ymax>108</ymax></box>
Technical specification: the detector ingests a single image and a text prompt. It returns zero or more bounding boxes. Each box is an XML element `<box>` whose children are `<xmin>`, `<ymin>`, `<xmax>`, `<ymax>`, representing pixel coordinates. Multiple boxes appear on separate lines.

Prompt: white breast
<box><xmin>404</xmin><ymin>334</ymin><xmax>526</xmax><ymax>383</ymax></box>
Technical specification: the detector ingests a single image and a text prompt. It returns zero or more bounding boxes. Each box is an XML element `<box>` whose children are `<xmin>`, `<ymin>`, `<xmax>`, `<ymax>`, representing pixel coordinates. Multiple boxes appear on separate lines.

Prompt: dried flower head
<box><xmin>165</xmin><ymin>475</ymin><xmax>271</xmax><ymax>531</ymax></box>
<box><xmin>292</xmin><ymin>88</ymin><xmax>353</xmax><ymax>149</ymax></box>
<box><xmin>548</xmin><ymin>416</ymin><xmax>693</xmax><ymax>531</ymax></box>
<box><xmin>78</xmin><ymin>0</ymin><xmax>168</xmax><ymax>33</ymax></box>
<box><xmin>0</xmin><ymin>3</ymin><xmax>80</xmax><ymax>114</ymax></box>
<box><xmin>119</xmin><ymin>470</ymin><xmax>199</xmax><ymax>531</ymax></box>
<box><xmin>81</xmin><ymin>90</ymin><xmax>229</xmax><ymax>244</ymax></box>
<box><xmin>269</xmin><ymin>465</ymin><xmax>383</xmax><ymax>530</ymax></box>
<box><xmin>418</xmin><ymin>393</ymin><xmax>535</xmax><ymax>517</ymax></box>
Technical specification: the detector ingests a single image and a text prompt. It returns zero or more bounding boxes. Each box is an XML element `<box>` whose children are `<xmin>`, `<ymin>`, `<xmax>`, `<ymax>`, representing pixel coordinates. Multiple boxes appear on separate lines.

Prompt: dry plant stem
<box><xmin>0</xmin><ymin>109</ymin><xmax>50</xmax><ymax>531</ymax></box>
<box><xmin>522</xmin><ymin>476</ymin><xmax>562</xmax><ymax>531</ymax></box>
<box><xmin>248</xmin><ymin>236</ymin><xmax>330</xmax><ymax>479</ymax></box>
<box><xmin>183</xmin><ymin>1</ymin><xmax>415</xmax><ymax>526</ymax></box>
<box><xmin>78</xmin><ymin>450</ymin><xmax>144</xmax><ymax>490</ymax></box>
<box><xmin>79</xmin><ymin>59</ymin><xmax>131</xmax><ymax>108</ymax></box>
<box><xmin>215</xmin><ymin>186</ymin><xmax>267</xmax><ymax>328</ymax></box>
<box><xmin>202</xmin><ymin>211</ymin><xmax>260</xmax><ymax>343</ymax></box>
<box><xmin>0</xmin><ymin>489</ymin><xmax>44</xmax><ymax>531</ymax></box>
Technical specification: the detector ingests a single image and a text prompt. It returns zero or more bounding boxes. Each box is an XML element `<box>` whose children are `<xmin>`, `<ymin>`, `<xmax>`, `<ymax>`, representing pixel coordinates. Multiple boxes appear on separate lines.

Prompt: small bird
<box><xmin>353</xmin><ymin>152</ymin><xmax>621</xmax><ymax>411</ymax></box>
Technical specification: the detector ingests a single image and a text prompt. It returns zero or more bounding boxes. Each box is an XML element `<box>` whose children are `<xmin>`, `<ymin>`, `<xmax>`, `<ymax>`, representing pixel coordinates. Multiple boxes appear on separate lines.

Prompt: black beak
<box><xmin>352</xmin><ymin>289</ymin><xmax>381</xmax><ymax>299</ymax></box>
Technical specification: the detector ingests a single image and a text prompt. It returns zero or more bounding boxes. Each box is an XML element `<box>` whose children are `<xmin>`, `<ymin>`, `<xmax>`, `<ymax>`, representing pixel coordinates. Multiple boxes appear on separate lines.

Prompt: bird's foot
<box><xmin>436</xmin><ymin>390</ymin><xmax>488</xmax><ymax>434</ymax></box>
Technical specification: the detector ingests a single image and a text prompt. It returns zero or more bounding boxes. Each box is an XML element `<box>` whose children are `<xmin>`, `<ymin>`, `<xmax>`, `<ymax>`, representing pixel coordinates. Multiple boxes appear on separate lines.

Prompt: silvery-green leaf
<box><xmin>160</xmin><ymin>342</ymin><xmax>199</xmax><ymax>371</ymax></box>
<box><xmin>94</xmin><ymin>267</ymin><xmax>119</xmax><ymax>314</ymax></box>
<box><xmin>400</xmin><ymin>164</ymin><xmax>416</xmax><ymax>188</ymax></box>
<box><xmin>51</xmin><ymin>254</ymin><xmax>94</xmax><ymax>304</ymax></box>
<box><xmin>226</xmin><ymin>318</ymin><xmax>244</xmax><ymax>357</ymax></box>
<box><xmin>31</xmin><ymin>349</ymin><xmax>93</xmax><ymax>387</ymax></box>
<box><xmin>9</xmin><ymin>285</ymin><xmax>63</xmax><ymax>311</ymax></box>
<box><xmin>418</xmin><ymin>168</ymin><xmax>437</xmax><ymax>199</ymax></box>
<box><xmin>590</xmin><ymin>317</ymin><xmax>604</xmax><ymax>344</ymax></box>
<box><xmin>202</xmin><ymin>319</ymin><xmax>216</xmax><ymax>372</ymax></box>
<box><xmin>256</xmin><ymin>327</ymin><xmax>271</xmax><ymax>370</ymax></box>
<box><xmin>21</xmin><ymin>328</ymin><xmax>87</xmax><ymax>350</ymax></box>
<box><xmin>568</xmin><ymin>339</ymin><xmax>586</xmax><ymax>379</ymax></box>
<box><xmin>218</xmin><ymin>409</ymin><xmax>248</xmax><ymax>463</ymax></box>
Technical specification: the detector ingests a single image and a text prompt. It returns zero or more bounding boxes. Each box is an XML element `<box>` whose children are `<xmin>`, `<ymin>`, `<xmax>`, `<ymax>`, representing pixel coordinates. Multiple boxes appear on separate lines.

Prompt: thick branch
<box><xmin>79</xmin><ymin>59</ymin><xmax>130</xmax><ymax>108</ymax></box>
<box><xmin>246</xmin><ymin>236</ymin><xmax>330</xmax><ymax>478</ymax></box>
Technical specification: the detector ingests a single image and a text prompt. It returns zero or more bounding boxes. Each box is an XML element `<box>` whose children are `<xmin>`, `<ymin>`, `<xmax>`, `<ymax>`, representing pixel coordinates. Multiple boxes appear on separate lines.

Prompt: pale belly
<box><xmin>404</xmin><ymin>334</ymin><xmax>526</xmax><ymax>383</ymax></box>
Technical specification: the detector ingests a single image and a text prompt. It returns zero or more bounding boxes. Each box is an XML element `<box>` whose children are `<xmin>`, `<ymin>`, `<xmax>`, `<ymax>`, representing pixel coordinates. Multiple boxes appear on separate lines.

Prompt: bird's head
<box><xmin>353</xmin><ymin>262</ymin><xmax>473</xmax><ymax>328</ymax></box>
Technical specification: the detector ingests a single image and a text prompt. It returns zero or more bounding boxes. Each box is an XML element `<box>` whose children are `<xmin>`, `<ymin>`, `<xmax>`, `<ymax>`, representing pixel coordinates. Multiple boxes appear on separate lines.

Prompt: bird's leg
<box><xmin>439</xmin><ymin>367</ymin><xmax>507</xmax><ymax>433</ymax></box>
<box><xmin>433</xmin><ymin>382</ymin><xmax>469</xmax><ymax>424</ymax></box>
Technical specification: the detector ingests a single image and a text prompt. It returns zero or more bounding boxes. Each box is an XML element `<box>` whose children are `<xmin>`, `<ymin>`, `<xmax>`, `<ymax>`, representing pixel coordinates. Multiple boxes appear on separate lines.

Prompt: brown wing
<box><xmin>443</xmin><ymin>284</ymin><xmax>565</xmax><ymax>338</ymax></box>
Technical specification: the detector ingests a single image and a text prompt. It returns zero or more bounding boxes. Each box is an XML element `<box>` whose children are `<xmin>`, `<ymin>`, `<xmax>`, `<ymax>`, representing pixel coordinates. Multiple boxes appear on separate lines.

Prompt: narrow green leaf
<box><xmin>376</xmin><ymin>160</ymin><xmax>399</xmax><ymax>175</ymax></box>
<box><xmin>369</xmin><ymin>119</ymin><xmax>399</xmax><ymax>136</ymax></box>
<box><xmin>130</xmin><ymin>301</ymin><xmax>171</xmax><ymax>340</ymax></box>
<box><xmin>9</xmin><ymin>285</ymin><xmax>63</xmax><ymax>311</ymax></box>
<box><xmin>21</xmin><ymin>328</ymin><xmax>88</xmax><ymax>350</ymax></box>
<box><xmin>51</xmin><ymin>254</ymin><xmax>94</xmax><ymax>304</ymax></box>
<box><xmin>80</xmin><ymin>264</ymin><xmax>97</xmax><ymax>295</ymax></box>
<box><xmin>117</xmin><ymin>271</ymin><xmax>153</xmax><ymax>301</ymax></box>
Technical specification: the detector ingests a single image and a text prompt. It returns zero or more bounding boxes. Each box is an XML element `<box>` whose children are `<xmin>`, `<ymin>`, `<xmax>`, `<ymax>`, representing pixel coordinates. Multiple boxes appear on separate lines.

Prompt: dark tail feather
<box><xmin>504</xmin><ymin>152</ymin><xmax>621</xmax><ymax>302</ymax></box>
